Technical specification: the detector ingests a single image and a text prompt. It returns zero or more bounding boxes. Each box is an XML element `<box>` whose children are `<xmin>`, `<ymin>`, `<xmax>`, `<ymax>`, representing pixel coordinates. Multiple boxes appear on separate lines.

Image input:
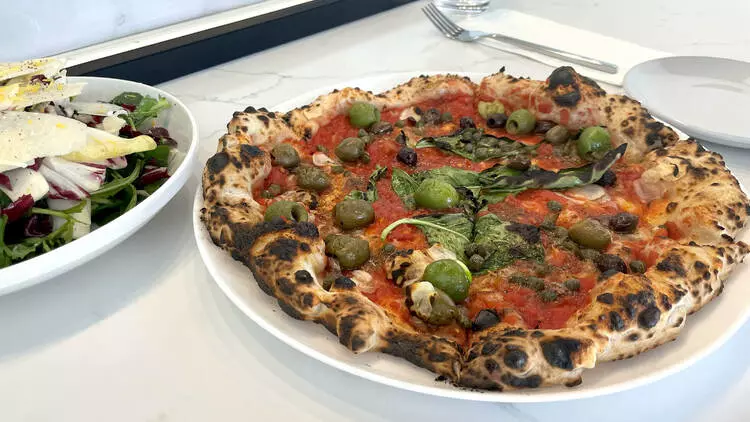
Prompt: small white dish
<box><xmin>624</xmin><ymin>56</ymin><xmax>750</xmax><ymax>148</ymax></box>
<box><xmin>0</xmin><ymin>77</ymin><xmax>198</xmax><ymax>295</ymax></box>
<box><xmin>194</xmin><ymin>72</ymin><xmax>750</xmax><ymax>402</ymax></box>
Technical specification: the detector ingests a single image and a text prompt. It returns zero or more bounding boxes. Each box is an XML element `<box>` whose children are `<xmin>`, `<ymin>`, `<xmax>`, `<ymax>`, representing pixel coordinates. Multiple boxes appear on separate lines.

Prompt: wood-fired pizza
<box><xmin>200</xmin><ymin>66</ymin><xmax>749</xmax><ymax>391</ymax></box>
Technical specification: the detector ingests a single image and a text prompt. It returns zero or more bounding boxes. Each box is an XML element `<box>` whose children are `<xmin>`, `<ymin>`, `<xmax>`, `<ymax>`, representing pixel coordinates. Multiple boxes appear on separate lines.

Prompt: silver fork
<box><xmin>422</xmin><ymin>2</ymin><xmax>618</xmax><ymax>74</ymax></box>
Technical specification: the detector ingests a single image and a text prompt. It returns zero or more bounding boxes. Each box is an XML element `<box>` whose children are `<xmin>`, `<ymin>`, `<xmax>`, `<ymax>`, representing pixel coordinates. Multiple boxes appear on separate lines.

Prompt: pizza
<box><xmin>200</xmin><ymin>66</ymin><xmax>749</xmax><ymax>391</ymax></box>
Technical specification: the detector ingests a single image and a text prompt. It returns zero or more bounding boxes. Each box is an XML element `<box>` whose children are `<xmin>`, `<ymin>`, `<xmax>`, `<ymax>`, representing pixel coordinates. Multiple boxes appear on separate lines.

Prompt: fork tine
<box><xmin>422</xmin><ymin>6</ymin><xmax>454</xmax><ymax>38</ymax></box>
<box><xmin>426</xmin><ymin>2</ymin><xmax>463</xmax><ymax>34</ymax></box>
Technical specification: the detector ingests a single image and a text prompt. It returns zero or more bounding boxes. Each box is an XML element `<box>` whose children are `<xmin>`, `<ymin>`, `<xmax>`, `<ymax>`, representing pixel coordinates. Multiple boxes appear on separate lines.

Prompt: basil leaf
<box><xmin>473</xmin><ymin>214</ymin><xmax>545</xmax><ymax>272</ymax></box>
<box><xmin>381</xmin><ymin>213</ymin><xmax>473</xmax><ymax>261</ymax></box>
<box><xmin>391</xmin><ymin>168</ymin><xmax>420</xmax><ymax>209</ymax></box>
<box><xmin>479</xmin><ymin>143</ymin><xmax>627</xmax><ymax>194</ymax></box>
<box><xmin>415</xmin><ymin>166</ymin><xmax>479</xmax><ymax>187</ymax></box>
<box><xmin>345</xmin><ymin>165</ymin><xmax>387</xmax><ymax>202</ymax></box>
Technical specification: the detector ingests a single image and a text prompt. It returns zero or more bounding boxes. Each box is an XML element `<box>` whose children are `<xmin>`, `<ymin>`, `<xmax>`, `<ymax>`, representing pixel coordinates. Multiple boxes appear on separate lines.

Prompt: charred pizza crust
<box><xmin>201</xmin><ymin>68</ymin><xmax>749</xmax><ymax>391</ymax></box>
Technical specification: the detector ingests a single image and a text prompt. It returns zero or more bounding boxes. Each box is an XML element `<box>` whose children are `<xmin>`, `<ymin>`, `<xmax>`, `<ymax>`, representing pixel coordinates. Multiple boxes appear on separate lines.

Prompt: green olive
<box><xmin>422</xmin><ymin>259</ymin><xmax>471</xmax><ymax>302</ymax></box>
<box><xmin>478</xmin><ymin>101</ymin><xmax>505</xmax><ymax>119</ymax></box>
<box><xmin>544</xmin><ymin>125</ymin><xmax>570</xmax><ymax>145</ymax></box>
<box><xmin>568</xmin><ymin>218</ymin><xmax>612</xmax><ymax>250</ymax></box>
<box><xmin>413</xmin><ymin>179</ymin><xmax>460</xmax><ymax>210</ymax></box>
<box><xmin>577</xmin><ymin>126</ymin><xmax>612</xmax><ymax>160</ymax></box>
<box><xmin>506</xmin><ymin>109</ymin><xmax>536</xmax><ymax>135</ymax></box>
<box><xmin>334</xmin><ymin>199</ymin><xmax>375</xmax><ymax>230</ymax></box>
<box><xmin>324</xmin><ymin>234</ymin><xmax>370</xmax><ymax>269</ymax></box>
<box><xmin>271</xmin><ymin>143</ymin><xmax>300</xmax><ymax>169</ymax></box>
<box><xmin>264</xmin><ymin>200</ymin><xmax>308</xmax><ymax>222</ymax></box>
<box><xmin>427</xmin><ymin>289</ymin><xmax>459</xmax><ymax>325</ymax></box>
<box><xmin>296</xmin><ymin>166</ymin><xmax>330</xmax><ymax>192</ymax></box>
<box><xmin>335</xmin><ymin>137</ymin><xmax>366</xmax><ymax>162</ymax></box>
<box><xmin>348</xmin><ymin>102</ymin><xmax>380</xmax><ymax>128</ymax></box>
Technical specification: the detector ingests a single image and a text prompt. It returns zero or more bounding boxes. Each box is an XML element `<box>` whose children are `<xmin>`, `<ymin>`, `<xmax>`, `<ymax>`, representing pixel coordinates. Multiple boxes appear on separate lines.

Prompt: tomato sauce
<box><xmin>272</xmin><ymin>91</ymin><xmax>661</xmax><ymax>333</ymax></box>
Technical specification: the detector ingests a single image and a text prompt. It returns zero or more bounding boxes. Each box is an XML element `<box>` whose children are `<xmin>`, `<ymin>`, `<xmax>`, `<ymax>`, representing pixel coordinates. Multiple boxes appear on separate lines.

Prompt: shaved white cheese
<box><xmin>0</xmin><ymin>168</ymin><xmax>49</xmax><ymax>201</ymax></box>
<box><xmin>67</xmin><ymin>101</ymin><xmax>126</xmax><ymax>117</ymax></box>
<box><xmin>99</xmin><ymin>115</ymin><xmax>127</xmax><ymax>134</ymax></box>
<box><xmin>0</xmin><ymin>58</ymin><xmax>65</xmax><ymax>82</ymax></box>
<box><xmin>312</xmin><ymin>152</ymin><xmax>337</xmax><ymax>167</ymax></box>
<box><xmin>0</xmin><ymin>112</ymin><xmax>89</xmax><ymax>171</ymax></box>
<box><xmin>0</xmin><ymin>81</ymin><xmax>86</xmax><ymax>111</ymax></box>
<box><xmin>564</xmin><ymin>185</ymin><xmax>608</xmax><ymax>201</ymax></box>
<box><xmin>48</xmin><ymin>198</ymin><xmax>92</xmax><ymax>239</ymax></box>
<box><xmin>425</xmin><ymin>244</ymin><xmax>457</xmax><ymax>261</ymax></box>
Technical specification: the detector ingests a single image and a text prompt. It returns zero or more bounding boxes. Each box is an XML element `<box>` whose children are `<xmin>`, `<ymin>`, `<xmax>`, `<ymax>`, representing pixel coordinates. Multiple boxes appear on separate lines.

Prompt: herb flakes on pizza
<box><xmin>201</xmin><ymin>66</ymin><xmax>749</xmax><ymax>391</ymax></box>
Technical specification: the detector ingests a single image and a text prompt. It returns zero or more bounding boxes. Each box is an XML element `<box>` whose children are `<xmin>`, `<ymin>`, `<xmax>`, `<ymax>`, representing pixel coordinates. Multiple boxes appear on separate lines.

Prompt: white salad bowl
<box><xmin>0</xmin><ymin>76</ymin><xmax>198</xmax><ymax>295</ymax></box>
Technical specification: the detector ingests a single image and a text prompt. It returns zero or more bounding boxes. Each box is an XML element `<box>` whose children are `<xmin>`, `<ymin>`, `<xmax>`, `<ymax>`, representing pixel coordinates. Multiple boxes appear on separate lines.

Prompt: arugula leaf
<box><xmin>121</xmin><ymin>95</ymin><xmax>171</xmax><ymax>129</ymax></box>
<box><xmin>416</xmin><ymin>128</ymin><xmax>535</xmax><ymax>162</ymax></box>
<box><xmin>381</xmin><ymin>213</ymin><xmax>473</xmax><ymax>260</ymax></box>
<box><xmin>479</xmin><ymin>143</ymin><xmax>627</xmax><ymax>194</ymax></box>
<box><xmin>345</xmin><ymin>165</ymin><xmax>387</xmax><ymax>202</ymax></box>
<box><xmin>472</xmin><ymin>214</ymin><xmax>545</xmax><ymax>272</ymax></box>
<box><xmin>92</xmin><ymin>159</ymin><xmax>145</xmax><ymax>198</ymax></box>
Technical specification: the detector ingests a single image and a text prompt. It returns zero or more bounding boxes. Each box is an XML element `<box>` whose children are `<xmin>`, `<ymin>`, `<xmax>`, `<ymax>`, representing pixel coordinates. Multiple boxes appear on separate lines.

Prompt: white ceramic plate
<box><xmin>0</xmin><ymin>77</ymin><xmax>198</xmax><ymax>295</ymax></box>
<box><xmin>624</xmin><ymin>56</ymin><xmax>750</xmax><ymax>148</ymax></box>
<box><xmin>194</xmin><ymin>73</ymin><xmax>750</xmax><ymax>402</ymax></box>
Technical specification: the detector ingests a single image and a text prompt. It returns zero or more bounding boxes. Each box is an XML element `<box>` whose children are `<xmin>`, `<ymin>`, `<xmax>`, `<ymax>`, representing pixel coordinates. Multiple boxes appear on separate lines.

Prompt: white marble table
<box><xmin>2</xmin><ymin>1</ymin><xmax>750</xmax><ymax>421</ymax></box>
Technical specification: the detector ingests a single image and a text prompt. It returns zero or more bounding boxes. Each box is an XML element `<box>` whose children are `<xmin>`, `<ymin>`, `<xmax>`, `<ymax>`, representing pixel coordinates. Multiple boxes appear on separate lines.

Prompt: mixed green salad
<box><xmin>0</xmin><ymin>59</ymin><xmax>182</xmax><ymax>268</ymax></box>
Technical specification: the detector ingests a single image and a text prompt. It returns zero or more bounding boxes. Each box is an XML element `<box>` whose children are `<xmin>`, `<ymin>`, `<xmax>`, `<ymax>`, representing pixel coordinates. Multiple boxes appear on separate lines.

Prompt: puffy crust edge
<box><xmin>200</xmin><ymin>68</ymin><xmax>750</xmax><ymax>391</ymax></box>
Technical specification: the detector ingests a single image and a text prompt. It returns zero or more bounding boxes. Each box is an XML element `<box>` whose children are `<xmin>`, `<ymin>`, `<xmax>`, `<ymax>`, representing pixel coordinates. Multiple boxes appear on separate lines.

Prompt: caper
<box><xmin>534</xmin><ymin>262</ymin><xmax>553</xmax><ymax>276</ymax></box>
<box><xmin>568</xmin><ymin>218</ymin><xmax>611</xmax><ymax>250</ymax></box>
<box><xmin>609</xmin><ymin>212</ymin><xmax>639</xmax><ymax>234</ymax></box>
<box><xmin>296</xmin><ymin>166</ymin><xmax>330</xmax><ymax>191</ymax></box>
<box><xmin>544</xmin><ymin>125</ymin><xmax>570</xmax><ymax>145</ymax></box>
<box><xmin>395</xmin><ymin>130</ymin><xmax>408</xmax><ymax>145</ymax></box>
<box><xmin>440</xmin><ymin>111</ymin><xmax>453</xmax><ymax>123</ymax></box>
<box><xmin>361</xmin><ymin>152</ymin><xmax>371</xmax><ymax>164</ymax></box>
<box><xmin>509</xmin><ymin>274</ymin><xmax>545</xmax><ymax>291</ymax></box>
<box><xmin>394</xmin><ymin>119</ymin><xmax>405</xmax><ymax>128</ymax></box>
<box><xmin>538</xmin><ymin>289</ymin><xmax>558</xmax><ymax>302</ymax></box>
<box><xmin>264</xmin><ymin>200</ymin><xmax>308</xmax><ymax>222</ymax></box>
<box><xmin>459</xmin><ymin>116</ymin><xmax>476</xmax><ymax>129</ymax></box>
<box><xmin>468</xmin><ymin>254</ymin><xmax>485</xmax><ymax>271</ymax></box>
<box><xmin>334</xmin><ymin>199</ymin><xmax>375</xmax><ymax>230</ymax></box>
<box><xmin>563</xmin><ymin>279</ymin><xmax>581</xmax><ymax>291</ymax></box>
<box><xmin>578</xmin><ymin>248</ymin><xmax>601</xmax><ymax>262</ymax></box>
<box><xmin>370</xmin><ymin>121</ymin><xmax>393</xmax><ymax>135</ymax></box>
<box><xmin>547</xmin><ymin>200</ymin><xmax>563</xmax><ymax>212</ymax></box>
<box><xmin>324</xmin><ymin>234</ymin><xmax>370</xmax><ymax>269</ymax></box>
<box><xmin>271</xmin><ymin>143</ymin><xmax>300</xmax><ymax>168</ymax></box>
<box><xmin>507</xmin><ymin>155</ymin><xmax>531</xmax><ymax>171</ymax></box>
<box><xmin>382</xmin><ymin>243</ymin><xmax>396</xmax><ymax>254</ymax></box>
<box><xmin>595</xmin><ymin>254</ymin><xmax>628</xmax><ymax>274</ymax></box>
<box><xmin>422</xmin><ymin>108</ymin><xmax>441</xmax><ymax>124</ymax></box>
<box><xmin>534</xmin><ymin>120</ymin><xmax>556</xmax><ymax>134</ymax></box>
<box><xmin>335</xmin><ymin>137</ymin><xmax>366</xmax><ymax>162</ymax></box>
<box><xmin>316</xmin><ymin>145</ymin><xmax>328</xmax><ymax>153</ymax></box>
<box><xmin>629</xmin><ymin>260</ymin><xmax>646</xmax><ymax>274</ymax></box>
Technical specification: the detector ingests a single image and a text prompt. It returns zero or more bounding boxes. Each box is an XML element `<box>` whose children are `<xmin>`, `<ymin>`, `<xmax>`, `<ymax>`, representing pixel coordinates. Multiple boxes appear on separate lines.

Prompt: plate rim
<box><xmin>194</xmin><ymin>71</ymin><xmax>750</xmax><ymax>402</ymax></box>
<box><xmin>623</xmin><ymin>55</ymin><xmax>750</xmax><ymax>149</ymax></box>
<box><xmin>0</xmin><ymin>76</ymin><xmax>199</xmax><ymax>295</ymax></box>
